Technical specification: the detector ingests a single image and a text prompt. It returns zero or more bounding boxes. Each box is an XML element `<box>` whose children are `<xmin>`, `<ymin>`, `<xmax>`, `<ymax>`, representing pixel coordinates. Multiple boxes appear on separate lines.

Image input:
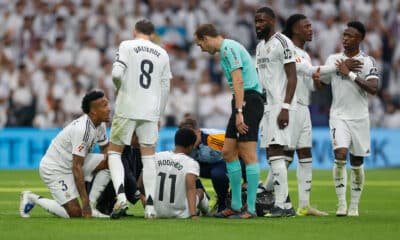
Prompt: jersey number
<box><xmin>139</xmin><ymin>60</ymin><xmax>153</xmax><ymax>89</ymax></box>
<box><xmin>59</xmin><ymin>180</ymin><xmax>68</xmax><ymax>191</ymax></box>
<box><xmin>158</xmin><ymin>172</ymin><xmax>177</xmax><ymax>203</ymax></box>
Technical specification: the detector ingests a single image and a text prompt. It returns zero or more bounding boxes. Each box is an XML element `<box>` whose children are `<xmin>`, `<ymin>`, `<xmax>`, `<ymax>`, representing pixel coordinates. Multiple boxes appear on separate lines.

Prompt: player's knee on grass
<box><xmin>350</xmin><ymin>155</ymin><xmax>363</xmax><ymax>166</ymax></box>
<box><xmin>64</xmin><ymin>199</ymin><xmax>82</xmax><ymax>218</ymax></box>
<box><xmin>297</xmin><ymin>148</ymin><xmax>312</xmax><ymax>159</ymax></box>
<box><xmin>334</xmin><ymin>148</ymin><xmax>348</xmax><ymax>160</ymax></box>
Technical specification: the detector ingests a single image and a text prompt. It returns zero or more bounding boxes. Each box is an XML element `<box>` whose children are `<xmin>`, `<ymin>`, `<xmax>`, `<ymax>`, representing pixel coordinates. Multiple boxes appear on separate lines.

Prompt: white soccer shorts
<box><xmin>329</xmin><ymin>117</ymin><xmax>371</xmax><ymax>157</ymax></box>
<box><xmin>110</xmin><ymin>116</ymin><xmax>158</xmax><ymax>146</ymax></box>
<box><xmin>260</xmin><ymin>105</ymin><xmax>295</xmax><ymax>148</ymax></box>
<box><xmin>289</xmin><ymin>104</ymin><xmax>312</xmax><ymax>150</ymax></box>
<box><xmin>40</xmin><ymin>159</ymin><xmax>79</xmax><ymax>205</ymax></box>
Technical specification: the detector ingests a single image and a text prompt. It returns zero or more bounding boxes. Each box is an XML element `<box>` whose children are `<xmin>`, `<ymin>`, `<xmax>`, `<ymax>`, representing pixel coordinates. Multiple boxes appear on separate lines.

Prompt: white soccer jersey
<box><xmin>41</xmin><ymin>114</ymin><xmax>108</xmax><ymax>174</ymax></box>
<box><xmin>256</xmin><ymin>32</ymin><xmax>297</xmax><ymax>109</ymax></box>
<box><xmin>154</xmin><ymin>151</ymin><xmax>199</xmax><ymax>218</ymax></box>
<box><xmin>322</xmin><ymin>51</ymin><xmax>379</xmax><ymax>120</ymax></box>
<box><xmin>113</xmin><ymin>38</ymin><xmax>172</xmax><ymax>121</ymax></box>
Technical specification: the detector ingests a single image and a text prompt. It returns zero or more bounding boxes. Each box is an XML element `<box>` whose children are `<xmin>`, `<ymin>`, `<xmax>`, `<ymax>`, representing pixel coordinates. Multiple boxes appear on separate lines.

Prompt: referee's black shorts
<box><xmin>225</xmin><ymin>90</ymin><xmax>264</xmax><ymax>142</ymax></box>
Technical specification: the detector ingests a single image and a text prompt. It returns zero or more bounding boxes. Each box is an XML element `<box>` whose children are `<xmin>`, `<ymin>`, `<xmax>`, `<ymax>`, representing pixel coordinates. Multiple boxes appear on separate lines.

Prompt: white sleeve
<box><xmin>186</xmin><ymin>158</ymin><xmax>200</xmax><ymax>177</ymax></box>
<box><xmin>71</xmin><ymin>126</ymin><xmax>90</xmax><ymax>158</ymax></box>
<box><xmin>112</xmin><ymin>42</ymin><xmax>128</xmax><ymax>89</ymax></box>
<box><xmin>364</xmin><ymin>57</ymin><xmax>379</xmax><ymax>80</ymax></box>
<box><xmin>160</xmin><ymin>56</ymin><xmax>172</xmax><ymax>117</ymax></box>
<box><xmin>320</xmin><ymin>55</ymin><xmax>335</xmax><ymax>84</ymax></box>
<box><xmin>97</xmin><ymin>123</ymin><xmax>108</xmax><ymax>146</ymax></box>
<box><xmin>279</xmin><ymin>38</ymin><xmax>296</xmax><ymax>65</ymax></box>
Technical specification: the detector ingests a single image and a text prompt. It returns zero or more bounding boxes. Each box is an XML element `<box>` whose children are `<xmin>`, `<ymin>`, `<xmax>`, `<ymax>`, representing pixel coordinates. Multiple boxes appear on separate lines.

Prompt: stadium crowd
<box><xmin>1</xmin><ymin>0</ymin><xmax>400</xmax><ymax>129</ymax></box>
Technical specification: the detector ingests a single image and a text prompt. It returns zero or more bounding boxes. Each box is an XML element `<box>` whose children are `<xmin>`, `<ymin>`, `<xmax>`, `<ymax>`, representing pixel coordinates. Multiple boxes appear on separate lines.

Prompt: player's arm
<box><xmin>160</xmin><ymin>56</ymin><xmax>172</xmax><ymax>117</ymax></box>
<box><xmin>72</xmin><ymin>154</ymin><xmax>91</xmax><ymax>218</ymax></box>
<box><xmin>231</xmin><ymin>69</ymin><xmax>248</xmax><ymax>134</ymax></box>
<box><xmin>112</xmin><ymin>42</ymin><xmax>128</xmax><ymax>91</ymax></box>
<box><xmin>185</xmin><ymin>173</ymin><xmax>198</xmax><ymax>219</ymax></box>
<box><xmin>335</xmin><ymin>59</ymin><xmax>378</xmax><ymax>95</ymax></box>
<box><xmin>277</xmin><ymin>61</ymin><xmax>297</xmax><ymax>129</ymax></box>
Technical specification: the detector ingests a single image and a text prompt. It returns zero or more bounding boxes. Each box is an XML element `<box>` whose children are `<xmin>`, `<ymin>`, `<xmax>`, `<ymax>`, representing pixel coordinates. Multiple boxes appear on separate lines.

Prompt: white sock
<box><xmin>108</xmin><ymin>151</ymin><xmax>127</xmax><ymax>203</ymax></box>
<box><xmin>263</xmin><ymin>165</ymin><xmax>274</xmax><ymax>191</ymax></box>
<box><xmin>198</xmin><ymin>192</ymin><xmax>209</xmax><ymax>214</ymax></box>
<box><xmin>297</xmin><ymin>158</ymin><xmax>312</xmax><ymax>209</ymax></box>
<box><xmin>270</xmin><ymin>157</ymin><xmax>288</xmax><ymax>209</ymax></box>
<box><xmin>350</xmin><ymin>164</ymin><xmax>365</xmax><ymax>209</ymax></box>
<box><xmin>284</xmin><ymin>156</ymin><xmax>294</xmax><ymax>210</ymax></box>
<box><xmin>89</xmin><ymin>170</ymin><xmax>110</xmax><ymax>208</ymax></box>
<box><xmin>285</xmin><ymin>156</ymin><xmax>293</xmax><ymax>168</ymax></box>
<box><xmin>82</xmin><ymin>153</ymin><xmax>105</xmax><ymax>182</ymax></box>
<box><xmin>142</xmin><ymin>155</ymin><xmax>156</xmax><ymax>204</ymax></box>
<box><xmin>30</xmin><ymin>194</ymin><xmax>69</xmax><ymax>218</ymax></box>
<box><xmin>333</xmin><ymin>160</ymin><xmax>347</xmax><ymax>205</ymax></box>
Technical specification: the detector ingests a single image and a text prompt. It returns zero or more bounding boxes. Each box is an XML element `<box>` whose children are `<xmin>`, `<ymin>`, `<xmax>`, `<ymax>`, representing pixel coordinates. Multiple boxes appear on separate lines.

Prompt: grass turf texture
<box><xmin>0</xmin><ymin>169</ymin><xmax>399</xmax><ymax>240</ymax></box>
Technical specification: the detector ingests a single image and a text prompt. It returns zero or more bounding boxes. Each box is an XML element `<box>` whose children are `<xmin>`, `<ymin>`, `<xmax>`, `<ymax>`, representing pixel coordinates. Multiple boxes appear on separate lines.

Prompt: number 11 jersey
<box><xmin>113</xmin><ymin>38</ymin><xmax>172</xmax><ymax>121</ymax></box>
<box><xmin>154</xmin><ymin>151</ymin><xmax>200</xmax><ymax>218</ymax></box>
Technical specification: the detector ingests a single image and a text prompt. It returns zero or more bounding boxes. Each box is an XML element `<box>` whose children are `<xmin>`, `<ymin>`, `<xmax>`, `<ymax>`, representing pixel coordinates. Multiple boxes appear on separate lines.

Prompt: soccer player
<box><xmin>322</xmin><ymin>21</ymin><xmax>379</xmax><ymax>217</ymax></box>
<box><xmin>254</xmin><ymin>7</ymin><xmax>297</xmax><ymax>217</ymax></box>
<box><xmin>19</xmin><ymin>90</ymin><xmax>111</xmax><ymax>218</ymax></box>
<box><xmin>194</xmin><ymin>24</ymin><xmax>264</xmax><ymax>219</ymax></box>
<box><xmin>153</xmin><ymin>128</ymin><xmax>209</xmax><ymax>219</ymax></box>
<box><xmin>280</xmin><ymin>14</ymin><xmax>331</xmax><ymax>216</ymax></box>
<box><xmin>109</xmin><ymin>19</ymin><xmax>172</xmax><ymax>219</ymax></box>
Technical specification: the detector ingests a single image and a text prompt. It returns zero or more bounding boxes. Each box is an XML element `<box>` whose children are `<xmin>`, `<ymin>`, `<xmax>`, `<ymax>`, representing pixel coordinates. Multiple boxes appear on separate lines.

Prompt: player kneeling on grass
<box><xmin>152</xmin><ymin>128</ymin><xmax>209</xmax><ymax>219</ymax></box>
<box><xmin>19</xmin><ymin>90</ymin><xmax>111</xmax><ymax>218</ymax></box>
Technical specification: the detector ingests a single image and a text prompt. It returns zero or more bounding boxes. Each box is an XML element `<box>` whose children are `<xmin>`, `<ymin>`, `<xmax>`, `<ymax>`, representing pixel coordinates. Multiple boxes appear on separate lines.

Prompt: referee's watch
<box><xmin>235</xmin><ymin>108</ymin><xmax>243</xmax><ymax>114</ymax></box>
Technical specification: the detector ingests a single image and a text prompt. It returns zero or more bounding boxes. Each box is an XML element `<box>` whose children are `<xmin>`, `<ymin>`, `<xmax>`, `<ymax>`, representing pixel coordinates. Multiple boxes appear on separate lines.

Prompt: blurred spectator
<box><xmin>382</xmin><ymin>102</ymin><xmax>400</xmax><ymax>128</ymax></box>
<box><xmin>7</xmin><ymin>64</ymin><xmax>36</xmax><ymax>126</ymax></box>
<box><xmin>198</xmin><ymin>82</ymin><xmax>231</xmax><ymax>129</ymax></box>
<box><xmin>0</xmin><ymin>0</ymin><xmax>398</xmax><ymax>128</ymax></box>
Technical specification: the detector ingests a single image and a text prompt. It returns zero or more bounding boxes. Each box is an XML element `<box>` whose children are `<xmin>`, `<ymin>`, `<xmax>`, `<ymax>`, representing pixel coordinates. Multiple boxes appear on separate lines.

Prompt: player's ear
<box><xmin>149</xmin><ymin>33</ymin><xmax>156</xmax><ymax>41</ymax></box>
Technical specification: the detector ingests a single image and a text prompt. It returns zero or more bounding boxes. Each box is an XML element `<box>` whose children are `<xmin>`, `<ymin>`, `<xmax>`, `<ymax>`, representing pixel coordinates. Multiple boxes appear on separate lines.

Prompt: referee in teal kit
<box><xmin>194</xmin><ymin>24</ymin><xmax>264</xmax><ymax>219</ymax></box>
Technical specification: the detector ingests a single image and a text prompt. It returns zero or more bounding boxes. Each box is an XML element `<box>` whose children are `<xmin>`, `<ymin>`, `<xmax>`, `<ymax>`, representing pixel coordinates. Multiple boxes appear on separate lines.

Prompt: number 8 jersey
<box><xmin>113</xmin><ymin>38</ymin><xmax>172</xmax><ymax>121</ymax></box>
<box><xmin>154</xmin><ymin>151</ymin><xmax>200</xmax><ymax>218</ymax></box>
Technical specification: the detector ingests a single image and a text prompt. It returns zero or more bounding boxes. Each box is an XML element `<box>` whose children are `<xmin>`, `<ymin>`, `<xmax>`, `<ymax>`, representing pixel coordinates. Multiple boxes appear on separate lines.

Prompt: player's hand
<box><xmin>335</xmin><ymin>59</ymin><xmax>350</xmax><ymax>76</ymax></box>
<box><xmin>277</xmin><ymin>109</ymin><xmax>289</xmax><ymax>129</ymax></box>
<box><xmin>82</xmin><ymin>204</ymin><xmax>92</xmax><ymax>218</ymax></box>
<box><xmin>312</xmin><ymin>67</ymin><xmax>323</xmax><ymax>89</ymax></box>
<box><xmin>344</xmin><ymin>58</ymin><xmax>363</xmax><ymax>72</ymax></box>
<box><xmin>235</xmin><ymin>112</ymin><xmax>248</xmax><ymax>135</ymax></box>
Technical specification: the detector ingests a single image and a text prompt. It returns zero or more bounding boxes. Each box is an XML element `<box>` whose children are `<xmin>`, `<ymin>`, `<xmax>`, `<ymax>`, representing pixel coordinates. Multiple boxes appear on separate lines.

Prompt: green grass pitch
<box><xmin>0</xmin><ymin>169</ymin><xmax>399</xmax><ymax>240</ymax></box>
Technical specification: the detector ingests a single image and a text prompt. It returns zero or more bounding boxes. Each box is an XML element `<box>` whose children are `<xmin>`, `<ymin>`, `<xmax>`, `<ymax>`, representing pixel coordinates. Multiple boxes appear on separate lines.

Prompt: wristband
<box><xmin>348</xmin><ymin>71</ymin><xmax>357</xmax><ymax>82</ymax></box>
<box><xmin>235</xmin><ymin>108</ymin><xmax>243</xmax><ymax>114</ymax></box>
<box><xmin>282</xmin><ymin>103</ymin><xmax>290</xmax><ymax>110</ymax></box>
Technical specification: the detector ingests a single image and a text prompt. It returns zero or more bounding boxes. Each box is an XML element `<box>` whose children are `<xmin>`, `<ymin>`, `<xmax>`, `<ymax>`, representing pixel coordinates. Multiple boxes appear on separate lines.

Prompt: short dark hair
<box><xmin>175</xmin><ymin>128</ymin><xmax>197</xmax><ymax>148</ymax></box>
<box><xmin>135</xmin><ymin>19</ymin><xmax>155</xmax><ymax>35</ymax></box>
<box><xmin>282</xmin><ymin>14</ymin><xmax>307</xmax><ymax>39</ymax></box>
<box><xmin>194</xmin><ymin>24</ymin><xmax>219</xmax><ymax>40</ymax></box>
<box><xmin>347</xmin><ymin>21</ymin><xmax>366</xmax><ymax>40</ymax></box>
<box><xmin>255</xmin><ymin>6</ymin><xmax>276</xmax><ymax>19</ymax></box>
<box><xmin>81</xmin><ymin>90</ymin><xmax>104</xmax><ymax>114</ymax></box>
<box><xmin>179</xmin><ymin>117</ymin><xmax>198</xmax><ymax>129</ymax></box>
